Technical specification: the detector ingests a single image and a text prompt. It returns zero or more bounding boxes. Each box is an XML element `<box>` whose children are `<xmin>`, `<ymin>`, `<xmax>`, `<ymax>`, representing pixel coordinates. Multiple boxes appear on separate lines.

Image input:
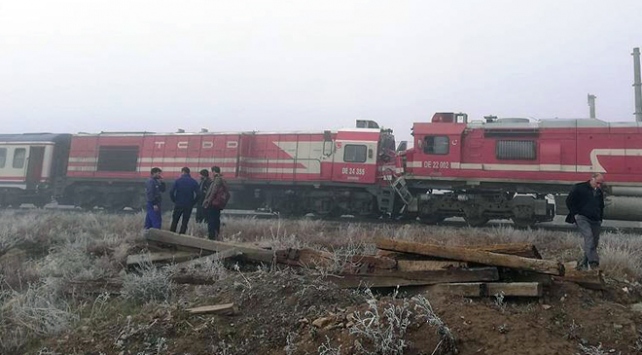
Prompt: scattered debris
<box><xmin>134</xmin><ymin>230</ymin><xmax>604</xmax><ymax>301</ymax></box>
<box><xmin>186</xmin><ymin>303</ymin><xmax>238</xmax><ymax>316</ymax></box>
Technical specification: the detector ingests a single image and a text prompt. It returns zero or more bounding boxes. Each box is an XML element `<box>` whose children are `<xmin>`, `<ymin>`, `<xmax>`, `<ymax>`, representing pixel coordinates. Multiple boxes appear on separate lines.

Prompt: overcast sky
<box><xmin>1</xmin><ymin>1</ymin><xmax>640</xmax><ymax>143</ymax></box>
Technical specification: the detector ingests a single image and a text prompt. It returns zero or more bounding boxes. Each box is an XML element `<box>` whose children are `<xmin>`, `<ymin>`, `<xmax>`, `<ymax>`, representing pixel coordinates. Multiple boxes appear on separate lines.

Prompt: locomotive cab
<box><xmin>331</xmin><ymin>120</ymin><xmax>394</xmax><ymax>184</ymax></box>
<box><xmin>407</xmin><ymin>112</ymin><xmax>468</xmax><ymax>178</ymax></box>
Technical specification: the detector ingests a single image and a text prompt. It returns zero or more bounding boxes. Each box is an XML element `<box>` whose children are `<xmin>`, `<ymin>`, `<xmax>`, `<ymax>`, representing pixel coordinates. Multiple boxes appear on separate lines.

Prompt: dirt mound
<box><xmin>39</xmin><ymin>268</ymin><xmax>642</xmax><ymax>355</ymax></box>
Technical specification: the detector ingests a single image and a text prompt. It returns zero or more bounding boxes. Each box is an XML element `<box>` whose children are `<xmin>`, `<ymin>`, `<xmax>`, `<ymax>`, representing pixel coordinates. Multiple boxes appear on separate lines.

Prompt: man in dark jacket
<box><xmin>169</xmin><ymin>167</ymin><xmax>200</xmax><ymax>234</ymax></box>
<box><xmin>195</xmin><ymin>169</ymin><xmax>212</xmax><ymax>223</ymax></box>
<box><xmin>202</xmin><ymin>166</ymin><xmax>226</xmax><ymax>240</ymax></box>
<box><xmin>565</xmin><ymin>173</ymin><xmax>605</xmax><ymax>270</ymax></box>
<box><xmin>145</xmin><ymin>167</ymin><xmax>166</xmax><ymax>229</ymax></box>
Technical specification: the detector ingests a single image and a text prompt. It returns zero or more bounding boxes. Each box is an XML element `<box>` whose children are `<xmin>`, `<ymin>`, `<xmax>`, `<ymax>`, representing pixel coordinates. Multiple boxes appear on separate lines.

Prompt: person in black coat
<box><xmin>169</xmin><ymin>167</ymin><xmax>199</xmax><ymax>234</ymax></box>
<box><xmin>565</xmin><ymin>173</ymin><xmax>605</xmax><ymax>270</ymax></box>
<box><xmin>195</xmin><ymin>169</ymin><xmax>212</xmax><ymax>223</ymax></box>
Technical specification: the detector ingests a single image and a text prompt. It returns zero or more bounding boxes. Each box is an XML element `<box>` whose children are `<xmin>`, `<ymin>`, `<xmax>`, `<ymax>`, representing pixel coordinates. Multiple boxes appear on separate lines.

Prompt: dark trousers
<box><xmin>206</xmin><ymin>207</ymin><xmax>221</xmax><ymax>240</ymax></box>
<box><xmin>144</xmin><ymin>201</ymin><xmax>162</xmax><ymax>229</ymax></box>
<box><xmin>170</xmin><ymin>205</ymin><xmax>193</xmax><ymax>234</ymax></box>
<box><xmin>195</xmin><ymin>204</ymin><xmax>207</xmax><ymax>223</ymax></box>
<box><xmin>575</xmin><ymin>214</ymin><xmax>601</xmax><ymax>266</ymax></box>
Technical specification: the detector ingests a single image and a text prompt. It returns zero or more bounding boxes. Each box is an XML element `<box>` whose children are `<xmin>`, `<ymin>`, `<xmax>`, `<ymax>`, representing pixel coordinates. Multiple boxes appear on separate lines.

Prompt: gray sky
<box><xmin>1</xmin><ymin>0</ymin><xmax>640</xmax><ymax>144</ymax></box>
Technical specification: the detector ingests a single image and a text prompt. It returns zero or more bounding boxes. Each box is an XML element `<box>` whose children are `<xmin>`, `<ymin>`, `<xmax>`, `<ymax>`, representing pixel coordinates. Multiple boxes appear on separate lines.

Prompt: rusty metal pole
<box><xmin>587</xmin><ymin>94</ymin><xmax>596</xmax><ymax>118</ymax></box>
<box><xmin>633</xmin><ymin>47</ymin><xmax>642</xmax><ymax>122</ymax></box>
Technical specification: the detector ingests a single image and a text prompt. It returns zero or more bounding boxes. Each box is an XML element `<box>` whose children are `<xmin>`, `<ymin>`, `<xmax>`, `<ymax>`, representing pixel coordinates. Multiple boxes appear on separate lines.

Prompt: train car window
<box><xmin>343</xmin><ymin>144</ymin><xmax>367</xmax><ymax>163</ymax></box>
<box><xmin>97</xmin><ymin>146</ymin><xmax>139</xmax><ymax>172</ymax></box>
<box><xmin>0</xmin><ymin>148</ymin><xmax>6</xmax><ymax>168</ymax></box>
<box><xmin>423</xmin><ymin>136</ymin><xmax>449</xmax><ymax>155</ymax></box>
<box><xmin>12</xmin><ymin>148</ymin><xmax>26</xmax><ymax>169</ymax></box>
<box><xmin>496</xmin><ymin>140</ymin><xmax>536</xmax><ymax>160</ymax></box>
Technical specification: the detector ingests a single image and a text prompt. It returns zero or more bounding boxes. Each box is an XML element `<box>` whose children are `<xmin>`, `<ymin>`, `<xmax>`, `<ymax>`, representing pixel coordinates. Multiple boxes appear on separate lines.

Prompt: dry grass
<box><xmin>0</xmin><ymin>209</ymin><xmax>641</xmax><ymax>353</ymax></box>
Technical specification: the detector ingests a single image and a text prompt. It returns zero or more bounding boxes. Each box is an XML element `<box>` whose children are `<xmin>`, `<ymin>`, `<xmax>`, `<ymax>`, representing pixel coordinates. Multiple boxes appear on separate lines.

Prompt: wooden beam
<box><xmin>376</xmin><ymin>239</ymin><xmax>564</xmax><ymax>276</ymax></box>
<box><xmin>174</xmin><ymin>249</ymin><xmax>243</xmax><ymax>269</ymax></box>
<box><xmin>329</xmin><ymin>267</ymin><xmax>499</xmax><ymax>288</ymax></box>
<box><xmin>418</xmin><ymin>282</ymin><xmax>542</xmax><ymax>297</ymax></box>
<box><xmin>397</xmin><ymin>260</ymin><xmax>468</xmax><ymax>272</ymax></box>
<box><xmin>378</xmin><ymin>243</ymin><xmax>542</xmax><ymax>260</ymax></box>
<box><xmin>187</xmin><ymin>303</ymin><xmax>238</xmax><ymax>316</ymax></box>
<box><xmin>274</xmin><ymin>248</ymin><xmax>397</xmax><ymax>273</ymax></box>
<box><xmin>553</xmin><ymin>262</ymin><xmax>605</xmax><ymax>290</ymax></box>
<box><xmin>486</xmin><ymin>282</ymin><xmax>542</xmax><ymax>297</ymax></box>
<box><xmin>145</xmin><ymin>229</ymin><xmax>274</xmax><ymax>264</ymax></box>
<box><xmin>126</xmin><ymin>251</ymin><xmax>202</xmax><ymax>267</ymax></box>
<box><xmin>467</xmin><ymin>243</ymin><xmax>542</xmax><ymax>259</ymax></box>
<box><xmin>422</xmin><ymin>282</ymin><xmax>485</xmax><ymax>297</ymax></box>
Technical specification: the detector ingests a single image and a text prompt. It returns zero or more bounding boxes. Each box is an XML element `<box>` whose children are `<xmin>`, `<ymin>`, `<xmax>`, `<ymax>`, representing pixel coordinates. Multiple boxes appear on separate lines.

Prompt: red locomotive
<box><xmin>59</xmin><ymin>120</ymin><xmax>397</xmax><ymax>217</ymax></box>
<box><xmin>397</xmin><ymin>112</ymin><xmax>642</xmax><ymax>226</ymax></box>
<box><xmin>2</xmin><ymin>113</ymin><xmax>642</xmax><ymax>227</ymax></box>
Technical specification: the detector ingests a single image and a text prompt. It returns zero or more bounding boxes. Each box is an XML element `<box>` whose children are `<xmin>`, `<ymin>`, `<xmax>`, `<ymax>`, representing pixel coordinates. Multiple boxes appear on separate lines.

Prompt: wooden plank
<box><xmin>187</xmin><ymin>303</ymin><xmax>238</xmax><ymax>315</ymax></box>
<box><xmin>275</xmin><ymin>248</ymin><xmax>397</xmax><ymax>273</ymax></box>
<box><xmin>417</xmin><ymin>282</ymin><xmax>542</xmax><ymax>297</ymax></box>
<box><xmin>174</xmin><ymin>249</ymin><xmax>243</xmax><ymax>269</ymax></box>
<box><xmin>376</xmin><ymin>239</ymin><xmax>564</xmax><ymax>276</ymax></box>
<box><xmin>329</xmin><ymin>267</ymin><xmax>499</xmax><ymax>288</ymax></box>
<box><xmin>145</xmin><ymin>229</ymin><xmax>274</xmax><ymax>264</ymax></box>
<box><xmin>126</xmin><ymin>251</ymin><xmax>201</xmax><ymax>266</ymax></box>
<box><xmin>497</xmin><ymin>269</ymin><xmax>553</xmax><ymax>286</ymax></box>
<box><xmin>468</xmin><ymin>243</ymin><xmax>542</xmax><ymax>259</ymax></box>
<box><xmin>422</xmin><ymin>282</ymin><xmax>485</xmax><ymax>297</ymax></box>
<box><xmin>553</xmin><ymin>262</ymin><xmax>605</xmax><ymax>290</ymax></box>
<box><xmin>378</xmin><ymin>243</ymin><xmax>541</xmax><ymax>260</ymax></box>
<box><xmin>486</xmin><ymin>282</ymin><xmax>543</xmax><ymax>297</ymax></box>
<box><xmin>397</xmin><ymin>260</ymin><xmax>468</xmax><ymax>272</ymax></box>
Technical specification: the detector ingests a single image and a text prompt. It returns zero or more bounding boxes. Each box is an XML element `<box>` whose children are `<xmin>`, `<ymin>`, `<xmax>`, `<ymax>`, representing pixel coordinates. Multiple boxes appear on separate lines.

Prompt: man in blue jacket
<box><xmin>169</xmin><ymin>167</ymin><xmax>200</xmax><ymax>234</ymax></box>
<box><xmin>566</xmin><ymin>173</ymin><xmax>605</xmax><ymax>270</ymax></box>
<box><xmin>145</xmin><ymin>167</ymin><xmax>166</xmax><ymax>229</ymax></box>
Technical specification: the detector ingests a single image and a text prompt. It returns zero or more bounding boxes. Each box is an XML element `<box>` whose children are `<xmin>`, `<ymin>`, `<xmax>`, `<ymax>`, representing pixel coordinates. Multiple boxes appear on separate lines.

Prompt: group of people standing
<box><xmin>144</xmin><ymin>166</ymin><xmax>228</xmax><ymax>240</ymax></box>
<box><xmin>146</xmin><ymin>168</ymin><xmax>606</xmax><ymax>269</ymax></box>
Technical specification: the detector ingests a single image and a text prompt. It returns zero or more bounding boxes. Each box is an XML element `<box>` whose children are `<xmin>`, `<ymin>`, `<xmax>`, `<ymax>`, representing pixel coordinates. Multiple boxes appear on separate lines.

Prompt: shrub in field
<box><xmin>348</xmin><ymin>289</ymin><xmax>412</xmax><ymax>355</ymax></box>
<box><xmin>40</xmin><ymin>242</ymin><xmax>107</xmax><ymax>281</ymax></box>
<box><xmin>599</xmin><ymin>233</ymin><xmax>642</xmax><ymax>280</ymax></box>
<box><xmin>0</xmin><ymin>278</ymin><xmax>78</xmax><ymax>353</ymax></box>
<box><xmin>121</xmin><ymin>262</ymin><xmax>173</xmax><ymax>304</ymax></box>
<box><xmin>166</xmin><ymin>254</ymin><xmax>229</xmax><ymax>281</ymax></box>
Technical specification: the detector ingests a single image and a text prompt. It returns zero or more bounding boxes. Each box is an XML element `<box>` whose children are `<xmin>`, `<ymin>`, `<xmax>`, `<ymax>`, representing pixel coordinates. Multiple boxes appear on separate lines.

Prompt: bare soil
<box><xmin>37</xmin><ymin>267</ymin><xmax>642</xmax><ymax>355</ymax></box>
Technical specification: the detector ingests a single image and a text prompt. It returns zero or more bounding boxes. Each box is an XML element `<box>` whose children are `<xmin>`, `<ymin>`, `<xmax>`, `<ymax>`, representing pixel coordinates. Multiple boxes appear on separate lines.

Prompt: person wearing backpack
<box><xmin>195</xmin><ymin>169</ymin><xmax>213</xmax><ymax>223</ymax></box>
<box><xmin>202</xmin><ymin>166</ymin><xmax>229</xmax><ymax>240</ymax></box>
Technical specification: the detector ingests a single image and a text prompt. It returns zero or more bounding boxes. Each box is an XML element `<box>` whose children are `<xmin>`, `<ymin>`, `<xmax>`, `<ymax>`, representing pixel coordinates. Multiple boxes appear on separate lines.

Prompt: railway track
<box><xmin>4</xmin><ymin>204</ymin><xmax>641</xmax><ymax>235</ymax></box>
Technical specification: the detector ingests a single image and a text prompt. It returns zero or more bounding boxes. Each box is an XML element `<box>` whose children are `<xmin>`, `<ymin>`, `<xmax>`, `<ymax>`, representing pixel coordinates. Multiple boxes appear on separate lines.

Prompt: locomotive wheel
<box><xmin>463</xmin><ymin>203</ymin><xmax>487</xmax><ymax>227</ymax></box>
<box><xmin>511</xmin><ymin>218</ymin><xmax>536</xmax><ymax>229</ymax></box>
<box><xmin>464</xmin><ymin>216</ymin><xmax>489</xmax><ymax>227</ymax></box>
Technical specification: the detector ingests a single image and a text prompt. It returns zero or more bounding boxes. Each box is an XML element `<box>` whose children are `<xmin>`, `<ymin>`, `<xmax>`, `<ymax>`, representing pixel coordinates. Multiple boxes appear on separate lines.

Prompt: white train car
<box><xmin>0</xmin><ymin>134</ymin><xmax>71</xmax><ymax>207</ymax></box>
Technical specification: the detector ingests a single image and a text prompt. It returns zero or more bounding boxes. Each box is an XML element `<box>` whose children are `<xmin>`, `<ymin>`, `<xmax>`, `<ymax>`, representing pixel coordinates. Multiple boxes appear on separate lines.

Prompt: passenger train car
<box><xmin>0</xmin><ymin>134</ymin><xmax>71</xmax><ymax>208</ymax></box>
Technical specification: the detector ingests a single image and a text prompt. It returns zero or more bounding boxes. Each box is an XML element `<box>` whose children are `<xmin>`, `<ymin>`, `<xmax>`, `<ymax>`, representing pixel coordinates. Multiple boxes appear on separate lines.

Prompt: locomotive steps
<box><xmin>135</xmin><ymin>229</ymin><xmax>605</xmax><ymax>298</ymax></box>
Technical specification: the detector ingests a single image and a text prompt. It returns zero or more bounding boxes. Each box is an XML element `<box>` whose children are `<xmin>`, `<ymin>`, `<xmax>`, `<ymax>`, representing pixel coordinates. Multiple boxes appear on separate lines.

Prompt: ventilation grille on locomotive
<box><xmin>496</xmin><ymin>140</ymin><xmax>536</xmax><ymax>160</ymax></box>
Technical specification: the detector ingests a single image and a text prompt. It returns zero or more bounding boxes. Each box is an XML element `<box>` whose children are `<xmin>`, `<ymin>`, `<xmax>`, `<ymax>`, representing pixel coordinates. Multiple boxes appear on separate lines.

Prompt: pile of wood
<box><xmin>135</xmin><ymin>229</ymin><xmax>605</xmax><ymax>298</ymax></box>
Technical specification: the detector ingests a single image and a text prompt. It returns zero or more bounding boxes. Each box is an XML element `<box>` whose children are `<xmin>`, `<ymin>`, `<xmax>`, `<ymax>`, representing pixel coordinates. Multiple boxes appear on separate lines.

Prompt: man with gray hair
<box><xmin>565</xmin><ymin>173</ymin><xmax>605</xmax><ymax>270</ymax></box>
